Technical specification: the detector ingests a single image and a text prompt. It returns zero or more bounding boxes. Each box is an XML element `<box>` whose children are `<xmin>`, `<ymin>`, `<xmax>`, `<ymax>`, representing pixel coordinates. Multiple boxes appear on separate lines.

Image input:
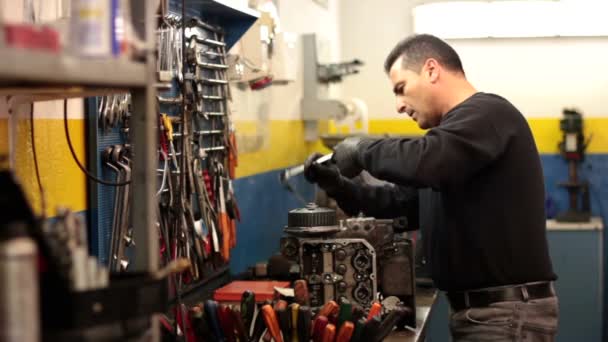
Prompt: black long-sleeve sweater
<box><xmin>329</xmin><ymin>92</ymin><xmax>556</xmax><ymax>291</ymax></box>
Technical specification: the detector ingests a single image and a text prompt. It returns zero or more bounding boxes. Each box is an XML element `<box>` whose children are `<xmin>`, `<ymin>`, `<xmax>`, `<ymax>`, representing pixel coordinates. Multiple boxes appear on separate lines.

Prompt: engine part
<box><xmin>280</xmin><ymin>205</ymin><xmax>416</xmax><ymax>327</ymax></box>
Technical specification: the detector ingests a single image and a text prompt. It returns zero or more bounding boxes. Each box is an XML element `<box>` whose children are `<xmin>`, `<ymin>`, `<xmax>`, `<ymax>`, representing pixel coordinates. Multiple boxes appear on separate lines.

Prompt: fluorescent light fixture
<box><xmin>413</xmin><ymin>0</ymin><xmax>608</xmax><ymax>38</ymax></box>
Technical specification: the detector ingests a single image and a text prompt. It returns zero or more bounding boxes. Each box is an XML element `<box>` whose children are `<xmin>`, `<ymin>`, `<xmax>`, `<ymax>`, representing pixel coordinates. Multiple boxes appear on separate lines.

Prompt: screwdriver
<box><xmin>312</xmin><ymin>315</ymin><xmax>329</xmax><ymax>342</ymax></box>
<box><xmin>277</xmin><ymin>307</ymin><xmax>292</xmax><ymax>342</ymax></box>
<box><xmin>261</xmin><ymin>304</ymin><xmax>284</xmax><ymax>342</ymax></box>
<box><xmin>293</xmin><ymin>279</ymin><xmax>310</xmax><ymax>306</ymax></box>
<box><xmin>240</xmin><ymin>290</ymin><xmax>256</xmax><ymax>337</ymax></box>
<box><xmin>336</xmin><ymin>321</ymin><xmax>355</xmax><ymax>342</ymax></box>
<box><xmin>366</xmin><ymin>302</ymin><xmax>382</xmax><ymax>322</ymax></box>
<box><xmin>337</xmin><ymin>299</ymin><xmax>352</xmax><ymax>329</ymax></box>
<box><xmin>352</xmin><ymin>305</ymin><xmax>366</xmax><ymax>323</ymax></box>
<box><xmin>218</xmin><ymin>304</ymin><xmax>236</xmax><ymax>342</ymax></box>
<box><xmin>280</xmin><ymin>153</ymin><xmax>333</xmax><ymax>183</ymax></box>
<box><xmin>230</xmin><ymin>306</ymin><xmax>248</xmax><ymax>342</ymax></box>
<box><xmin>297</xmin><ymin>306</ymin><xmax>312</xmax><ymax>342</ymax></box>
<box><xmin>160</xmin><ymin>113</ymin><xmax>180</xmax><ymax>171</ymax></box>
<box><xmin>251</xmin><ymin>309</ymin><xmax>267</xmax><ymax>342</ymax></box>
<box><xmin>275</xmin><ymin>299</ymin><xmax>288</xmax><ymax>311</ymax></box>
<box><xmin>360</xmin><ymin>316</ymin><xmax>382</xmax><ymax>342</ymax></box>
<box><xmin>204</xmin><ymin>300</ymin><xmax>225</xmax><ymax>342</ymax></box>
<box><xmin>318</xmin><ymin>300</ymin><xmax>339</xmax><ymax>318</ymax></box>
<box><xmin>351</xmin><ymin>318</ymin><xmax>366</xmax><ymax>342</ymax></box>
<box><xmin>290</xmin><ymin>303</ymin><xmax>300</xmax><ymax>342</ymax></box>
<box><xmin>322</xmin><ymin>323</ymin><xmax>336</xmax><ymax>342</ymax></box>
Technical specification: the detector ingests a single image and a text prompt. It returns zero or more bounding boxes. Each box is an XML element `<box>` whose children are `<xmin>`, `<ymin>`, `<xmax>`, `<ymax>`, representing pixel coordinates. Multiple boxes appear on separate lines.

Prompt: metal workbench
<box><xmin>386</xmin><ymin>287</ymin><xmax>439</xmax><ymax>342</ymax></box>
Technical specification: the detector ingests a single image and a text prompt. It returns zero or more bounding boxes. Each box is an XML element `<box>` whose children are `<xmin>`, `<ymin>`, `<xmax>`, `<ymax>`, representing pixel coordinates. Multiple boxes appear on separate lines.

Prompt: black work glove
<box><xmin>304</xmin><ymin>152</ymin><xmax>344</xmax><ymax>194</ymax></box>
<box><xmin>332</xmin><ymin>137</ymin><xmax>373</xmax><ymax>178</ymax></box>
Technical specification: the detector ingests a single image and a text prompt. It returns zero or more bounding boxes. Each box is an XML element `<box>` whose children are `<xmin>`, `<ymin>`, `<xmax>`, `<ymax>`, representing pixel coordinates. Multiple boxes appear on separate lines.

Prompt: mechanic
<box><xmin>304</xmin><ymin>34</ymin><xmax>558</xmax><ymax>341</ymax></box>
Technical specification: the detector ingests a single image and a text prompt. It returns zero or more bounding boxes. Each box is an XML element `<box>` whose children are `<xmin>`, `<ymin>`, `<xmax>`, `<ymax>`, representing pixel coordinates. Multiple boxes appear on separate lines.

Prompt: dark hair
<box><xmin>384</xmin><ymin>34</ymin><xmax>464</xmax><ymax>74</ymax></box>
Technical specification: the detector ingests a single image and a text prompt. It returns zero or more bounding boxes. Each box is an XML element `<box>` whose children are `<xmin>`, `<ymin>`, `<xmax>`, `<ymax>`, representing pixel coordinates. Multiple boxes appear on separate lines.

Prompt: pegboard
<box><xmin>86</xmin><ymin>97</ymin><xmax>128</xmax><ymax>265</ymax></box>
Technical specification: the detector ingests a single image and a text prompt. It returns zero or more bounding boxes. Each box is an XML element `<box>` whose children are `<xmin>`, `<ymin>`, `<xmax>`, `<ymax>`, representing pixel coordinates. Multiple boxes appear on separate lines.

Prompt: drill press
<box><xmin>556</xmin><ymin>108</ymin><xmax>591</xmax><ymax>222</ymax></box>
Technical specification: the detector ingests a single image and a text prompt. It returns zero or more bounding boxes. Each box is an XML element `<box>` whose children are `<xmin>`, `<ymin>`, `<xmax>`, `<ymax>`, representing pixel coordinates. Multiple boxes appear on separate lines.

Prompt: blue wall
<box><xmin>230</xmin><ymin>170</ymin><xmax>315</xmax><ymax>274</ymax></box>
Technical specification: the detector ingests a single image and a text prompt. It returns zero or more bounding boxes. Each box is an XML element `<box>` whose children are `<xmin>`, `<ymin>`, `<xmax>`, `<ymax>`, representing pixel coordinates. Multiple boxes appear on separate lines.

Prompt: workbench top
<box><xmin>385</xmin><ymin>286</ymin><xmax>439</xmax><ymax>342</ymax></box>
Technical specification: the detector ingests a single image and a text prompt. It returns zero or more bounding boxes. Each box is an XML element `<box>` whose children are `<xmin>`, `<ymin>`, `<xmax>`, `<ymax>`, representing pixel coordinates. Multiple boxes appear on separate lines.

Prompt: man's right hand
<box><xmin>304</xmin><ymin>152</ymin><xmax>344</xmax><ymax>193</ymax></box>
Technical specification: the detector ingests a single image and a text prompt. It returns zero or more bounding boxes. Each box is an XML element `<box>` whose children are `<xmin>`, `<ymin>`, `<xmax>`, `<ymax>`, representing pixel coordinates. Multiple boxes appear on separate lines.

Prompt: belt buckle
<box><xmin>520</xmin><ymin>285</ymin><xmax>530</xmax><ymax>302</ymax></box>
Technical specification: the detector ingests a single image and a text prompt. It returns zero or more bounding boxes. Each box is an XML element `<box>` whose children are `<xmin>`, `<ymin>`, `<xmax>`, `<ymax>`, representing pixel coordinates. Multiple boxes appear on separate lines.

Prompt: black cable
<box><xmin>63</xmin><ymin>99</ymin><xmax>131</xmax><ymax>186</ymax></box>
<box><xmin>30</xmin><ymin>102</ymin><xmax>47</xmax><ymax>216</ymax></box>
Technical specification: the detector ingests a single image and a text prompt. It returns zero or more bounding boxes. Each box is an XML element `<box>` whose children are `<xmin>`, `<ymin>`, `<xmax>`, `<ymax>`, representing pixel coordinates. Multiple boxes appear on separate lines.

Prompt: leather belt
<box><xmin>446</xmin><ymin>282</ymin><xmax>555</xmax><ymax>312</ymax></box>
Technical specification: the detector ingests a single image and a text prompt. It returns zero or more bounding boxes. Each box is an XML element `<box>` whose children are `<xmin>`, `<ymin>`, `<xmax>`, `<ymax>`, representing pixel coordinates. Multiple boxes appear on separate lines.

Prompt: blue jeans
<box><xmin>449</xmin><ymin>296</ymin><xmax>559</xmax><ymax>341</ymax></box>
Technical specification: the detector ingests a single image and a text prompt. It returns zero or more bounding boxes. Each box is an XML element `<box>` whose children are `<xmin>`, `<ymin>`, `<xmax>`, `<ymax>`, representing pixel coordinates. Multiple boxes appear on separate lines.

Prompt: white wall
<box><xmin>230</xmin><ymin>0</ymin><xmax>341</xmax><ymax>122</ymax></box>
<box><xmin>339</xmin><ymin>0</ymin><xmax>608</xmax><ymax>119</ymax></box>
<box><xmin>338</xmin><ymin>0</ymin><xmax>413</xmax><ymax>119</ymax></box>
<box><xmin>450</xmin><ymin>37</ymin><xmax>608</xmax><ymax>118</ymax></box>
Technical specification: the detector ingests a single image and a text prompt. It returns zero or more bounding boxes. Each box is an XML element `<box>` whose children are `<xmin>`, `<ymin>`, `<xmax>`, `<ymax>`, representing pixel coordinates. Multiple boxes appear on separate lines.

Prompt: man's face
<box><xmin>388</xmin><ymin>56</ymin><xmax>441</xmax><ymax>129</ymax></box>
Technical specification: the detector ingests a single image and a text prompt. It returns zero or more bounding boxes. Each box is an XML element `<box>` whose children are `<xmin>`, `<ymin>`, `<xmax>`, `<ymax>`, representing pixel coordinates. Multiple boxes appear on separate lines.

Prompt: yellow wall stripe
<box><xmin>234</xmin><ymin>120</ymin><xmax>329</xmax><ymax>178</ymax></box>
<box><xmin>3</xmin><ymin>115</ymin><xmax>603</xmax><ymax>211</ymax></box>
<box><xmin>0</xmin><ymin>118</ymin><xmax>87</xmax><ymax>217</ymax></box>
<box><xmin>234</xmin><ymin>117</ymin><xmax>608</xmax><ymax>178</ymax></box>
<box><xmin>368</xmin><ymin>118</ymin><xmax>608</xmax><ymax>154</ymax></box>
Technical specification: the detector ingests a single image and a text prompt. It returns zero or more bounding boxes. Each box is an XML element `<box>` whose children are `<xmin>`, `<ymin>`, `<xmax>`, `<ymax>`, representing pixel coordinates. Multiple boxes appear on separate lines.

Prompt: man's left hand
<box><xmin>332</xmin><ymin>137</ymin><xmax>371</xmax><ymax>178</ymax></box>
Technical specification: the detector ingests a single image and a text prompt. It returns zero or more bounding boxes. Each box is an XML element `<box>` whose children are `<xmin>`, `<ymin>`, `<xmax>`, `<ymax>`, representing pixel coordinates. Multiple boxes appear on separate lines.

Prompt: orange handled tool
<box><xmin>228</xmin><ymin>130</ymin><xmax>238</xmax><ymax>179</ymax></box>
<box><xmin>217</xmin><ymin>168</ymin><xmax>231</xmax><ymax>261</ymax></box>
<box><xmin>274</xmin><ymin>299</ymin><xmax>288</xmax><ymax>311</ymax></box>
<box><xmin>366</xmin><ymin>302</ymin><xmax>382</xmax><ymax>322</ymax></box>
<box><xmin>319</xmin><ymin>301</ymin><xmax>339</xmax><ymax>318</ymax></box>
<box><xmin>322</xmin><ymin>323</ymin><xmax>336</xmax><ymax>342</ymax></box>
<box><xmin>294</xmin><ymin>279</ymin><xmax>310</xmax><ymax>306</ymax></box>
<box><xmin>312</xmin><ymin>315</ymin><xmax>328</xmax><ymax>342</ymax></box>
<box><xmin>261</xmin><ymin>304</ymin><xmax>284</xmax><ymax>342</ymax></box>
<box><xmin>336</xmin><ymin>321</ymin><xmax>354</xmax><ymax>342</ymax></box>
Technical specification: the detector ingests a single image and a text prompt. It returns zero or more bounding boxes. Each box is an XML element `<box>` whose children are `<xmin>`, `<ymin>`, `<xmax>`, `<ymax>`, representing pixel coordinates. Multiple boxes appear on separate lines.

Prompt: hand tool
<box><xmin>274</xmin><ymin>299</ymin><xmax>288</xmax><ymax>311</ymax></box>
<box><xmin>217</xmin><ymin>164</ymin><xmax>231</xmax><ymax>261</ymax></box>
<box><xmin>276</xmin><ymin>307</ymin><xmax>291</xmax><ymax>342</ymax></box>
<box><xmin>115</xmin><ymin>149</ymin><xmax>132</xmax><ymax>271</ymax></box>
<box><xmin>190</xmin><ymin>304</ymin><xmax>211</xmax><ymax>340</ymax></box>
<box><xmin>103</xmin><ymin>146</ymin><xmax>121</xmax><ymax>271</ymax></box>
<box><xmin>251</xmin><ymin>309</ymin><xmax>267</xmax><ymax>342</ymax></box>
<box><xmin>161</xmin><ymin>114</ymin><xmax>180</xmax><ymax>171</ymax></box>
<box><xmin>318</xmin><ymin>300</ymin><xmax>339</xmax><ymax>318</ymax></box>
<box><xmin>230</xmin><ymin>306</ymin><xmax>248</xmax><ymax>342</ymax></box>
<box><xmin>336</xmin><ymin>321</ymin><xmax>354</xmax><ymax>342</ymax></box>
<box><xmin>261</xmin><ymin>304</ymin><xmax>283</xmax><ymax>342</ymax></box>
<box><xmin>289</xmin><ymin>303</ymin><xmax>300</xmax><ymax>342</ymax></box>
<box><xmin>218</xmin><ymin>304</ymin><xmax>236</xmax><ymax>342</ymax></box>
<box><xmin>240</xmin><ymin>290</ymin><xmax>256</xmax><ymax>338</ymax></box>
<box><xmin>204</xmin><ymin>300</ymin><xmax>225</xmax><ymax>342</ymax></box>
<box><xmin>174</xmin><ymin>303</ymin><xmax>194</xmax><ymax>342</ymax></box>
<box><xmin>366</xmin><ymin>302</ymin><xmax>382</xmax><ymax>322</ymax></box>
<box><xmin>297</xmin><ymin>306</ymin><xmax>312</xmax><ymax>342</ymax></box>
<box><xmin>280</xmin><ymin>153</ymin><xmax>333</xmax><ymax>184</ymax></box>
<box><xmin>312</xmin><ymin>315</ymin><xmax>328</xmax><ymax>342</ymax></box>
<box><xmin>351</xmin><ymin>318</ymin><xmax>365</xmax><ymax>342</ymax></box>
<box><xmin>153</xmin><ymin>258</ymin><xmax>191</xmax><ymax>280</ymax></box>
<box><xmin>293</xmin><ymin>279</ymin><xmax>309</xmax><ymax>306</ymax></box>
<box><xmin>321</xmin><ymin>323</ymin><xmax>336</xmax><ymax>342</ymax></box>
<box><xmin>360</xmin><ymin>316</ymin><xmax>381</xmax><ymax>342</ymax></box>
<box><xmin>352</xmin><ymin>305</ymin><xmax>365</xmax><ymax>323</ymax></box>
<box><xmin>375</xmin><ymin>306</ymin><xmax>409</xmax><ymax>341</ymax></box>
<box><xmin>337</xmin><ymin>299</ymin><xmax>352</xmax><ymax>329</ymax></box>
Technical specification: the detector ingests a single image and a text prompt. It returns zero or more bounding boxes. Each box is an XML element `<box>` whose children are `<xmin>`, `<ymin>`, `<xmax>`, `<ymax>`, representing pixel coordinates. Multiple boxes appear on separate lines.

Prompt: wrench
<box><xmin>102</xmin><ymin>146</ymin><xmax>122</xmax><ymax>269</ymax></box>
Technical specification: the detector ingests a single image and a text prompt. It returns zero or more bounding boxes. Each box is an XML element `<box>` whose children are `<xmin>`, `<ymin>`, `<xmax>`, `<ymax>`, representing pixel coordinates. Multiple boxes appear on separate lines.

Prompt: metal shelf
<box><xmin>0</xmin><ymin>48</ymin><xmax>147</xmax><ymax>90</ymax></box>
<box><xmin>169</xmin><ymin>0</ymin><xmax>259</xmax><ymax>49</ymax></box>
